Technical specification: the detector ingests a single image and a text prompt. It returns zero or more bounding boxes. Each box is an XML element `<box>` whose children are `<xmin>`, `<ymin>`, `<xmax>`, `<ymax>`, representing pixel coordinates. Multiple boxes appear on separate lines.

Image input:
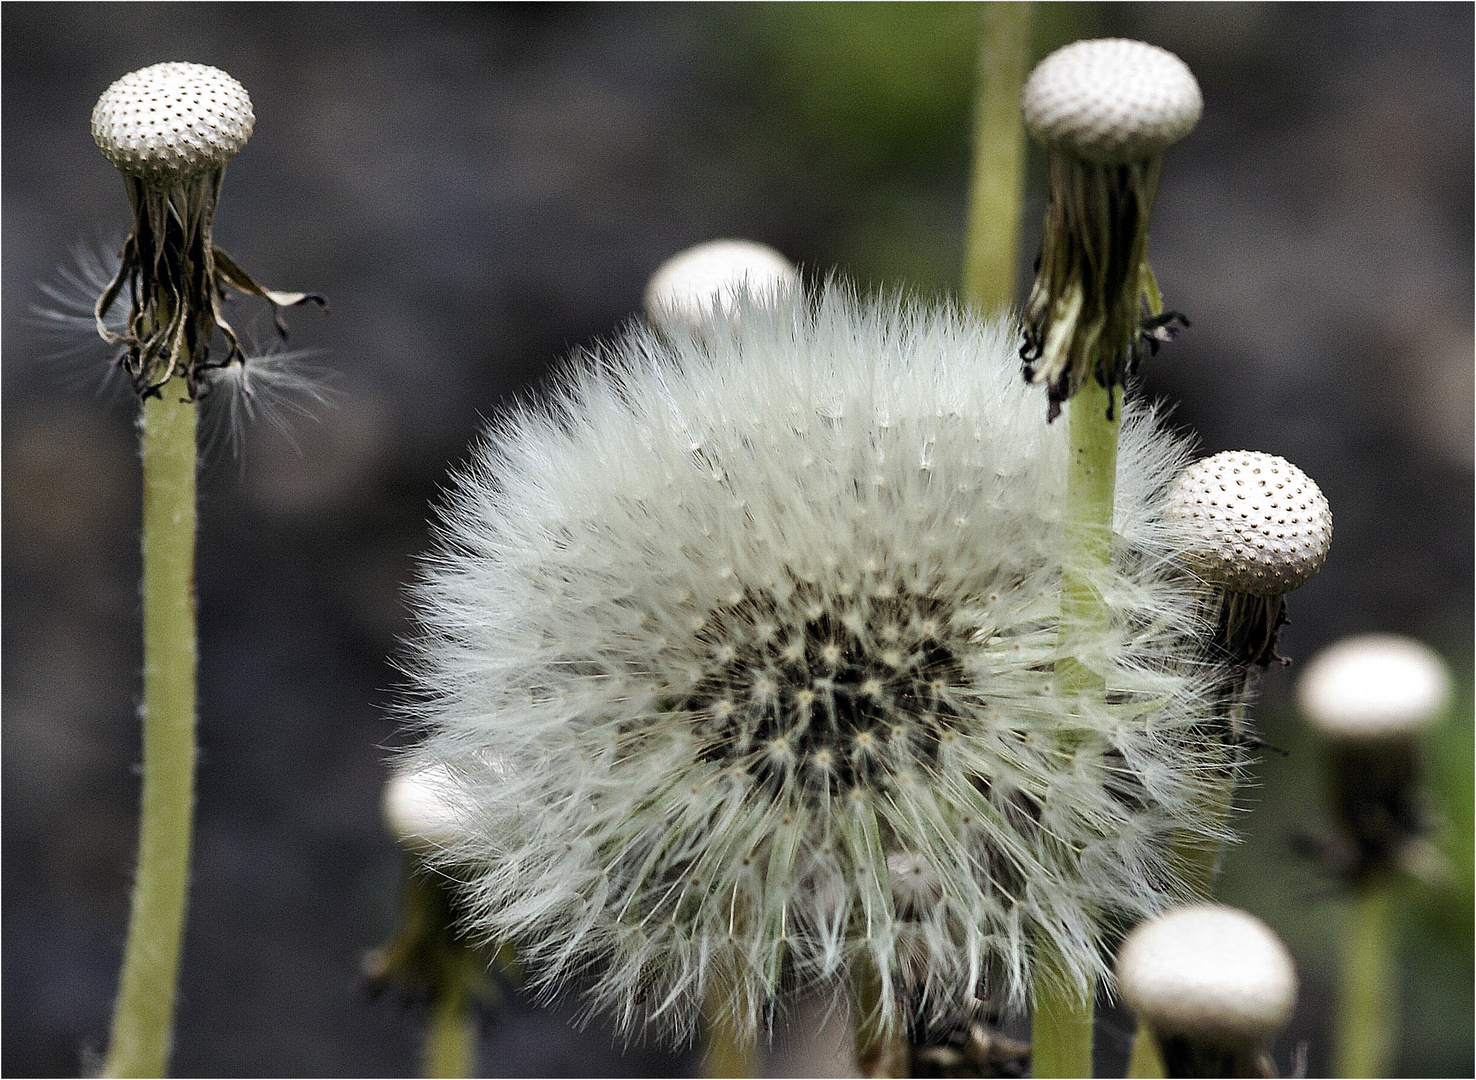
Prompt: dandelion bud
<box><xmin>1020</xmin><ymin>39</ymin><xmax>1201</xmax><ymax>420</ymax></box>
<box><xmin>1162</xmin><ymin>451</ymin><xmax>1331</xmax><ymax>673</ymax></box>
<box><xmin>643</xmin><ymin>239</ymin><xmax>799</xmax><ymax>334</ymax></box>
<box><xmin>1299</xmin><ymin>635</ymin><xmax>1451</xmax><ymax>741</ymax></box>
<box><xmin>90</xmin><ymin>62</ymin><xmax>322</xmax><ymax>399</ymax></box>
<box><xmin>1298</xmin><ymin>635</ymin><xmax>1450</xmax><ymax>882</ymax></box>
<box><xmin>1117</xmin><ymin>904</ymin><xmax>1297</xmax><ymax>1078</ymax></box>
<box><xmin>383</xmin><ymin>763</ymin><xmax>471</xmax><ymax>857</ymax></box>
<box><xmin>402</xmin><ymin>285</ymin><xmax>1235</xmax><ymax>1043</ymax></box>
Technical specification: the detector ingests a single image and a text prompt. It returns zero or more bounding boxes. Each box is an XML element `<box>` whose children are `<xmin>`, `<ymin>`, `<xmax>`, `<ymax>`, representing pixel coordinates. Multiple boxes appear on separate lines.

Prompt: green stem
<box><xmin>961</xmin><ymin>1</ymin><xmax>1033</xmax><ymax>314</ymax></box>
<box><xmin>423</xmin><ymin>951</ymin><xmax>480</xmax><ymax>1078</ymax></box>
<box><xmin>851</xmin><ymin>962</ymin><xmax>907</xmax><ymax>1078</ymax></box>
<box><xmin>1031</xmin><ymin>377</ymin><xmax>1120</xmax><ymax>1078</ymax></box>
<box><xmin>1335</xmin><ymin>881</ymin><xmax>1397</xmax><ymax>1078</ymax></box>
<box><xmin>1057</xmin><ymin>377</ymin><xmax>1120</xmax><ymax>689</ymax></box>
<box><xmin>1032</xmin><ymin>942</ymin><xmax>1096</xmax><ymax>1080</ymax></box>
<box><xmin>1125</xmin><ymin>1023</ymin><xmax>1168</xmax><ymax>1079</ymax></box>
<box><xmin>104</xmin><ymin>385</ymin><xmax>198</xmax><ymax>1078</ymax></box>
<box><xmin>699</xmin><ymin>1003</ymin><xmax>755</xmax><ymax>1080</ymax></box>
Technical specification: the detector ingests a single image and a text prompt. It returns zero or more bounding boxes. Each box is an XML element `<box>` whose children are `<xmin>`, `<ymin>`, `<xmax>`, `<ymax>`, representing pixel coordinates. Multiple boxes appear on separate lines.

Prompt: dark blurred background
<box><xmin>4</xmin><ymin>3</ymin><xmax>1471</xmax><ymax>1076</ymax></box>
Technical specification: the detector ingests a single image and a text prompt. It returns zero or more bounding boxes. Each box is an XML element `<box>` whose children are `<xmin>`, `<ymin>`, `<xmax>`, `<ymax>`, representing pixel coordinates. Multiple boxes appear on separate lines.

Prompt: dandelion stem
<box><xmin>1124</xmin><ymin>1022</ymin><xmax>1169</xmax><ymax>1079</ymax></box>
<box><xmin>1031</xmin><ymin>376</ymin><xmax>1120</xmax><ymax>1078</ymax></box>
<box><xmin>423</xmin><ymin>947</ymin><xmax>480</xmax><ymax>1079</ymax></box>
<box><xmin>701</xmin><ymin>1002</ymin><xmax>758</xmax><ymax>1079</ymax></box>
<box><xmin>1032</xmin><ymin>941</ymin><xmax>1096</xmax><ymax>1080</ymax></box>
<box><xmin>1335</xmin><ymin>880</ymin><xmax>1396</xmax><ymax>1078</ymax></box>
<box><xmin>104</xmin><ymin>383</ymin><xmax>197</xmax><ymax>1078</ymax></box>
<box><xmin>1058</xmin><ymin>377</ymin><xmax>1120</xmax><ymax>687</ymax></box>
<box><xmin>962</xmin><ymin>1</ymin><xmax>1033</xmax><ymax>314</ymax></box>
<box><xmin>850</xmin><ymin>961</ymin><xmax>907</xmax><ymax>1078</ymax></box>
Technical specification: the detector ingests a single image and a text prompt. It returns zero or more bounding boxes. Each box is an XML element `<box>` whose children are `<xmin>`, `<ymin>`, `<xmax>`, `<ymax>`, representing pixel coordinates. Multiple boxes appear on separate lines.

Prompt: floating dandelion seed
<box><xmin>90</xmin><ymin>61</ymin><xmax>324</xmax><ymax>399</ymax></box>
<box><xmin>403</xmin><ymin>286</ymin><xmax>1233</xmax><ymax>1043</ymax></box>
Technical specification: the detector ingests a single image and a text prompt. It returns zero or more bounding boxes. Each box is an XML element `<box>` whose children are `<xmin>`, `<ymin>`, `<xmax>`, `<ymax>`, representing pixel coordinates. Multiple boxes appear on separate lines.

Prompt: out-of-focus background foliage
<box><xmin>4</xmin><ymin>3</ymin><xmax>1470</xmax><ymax>1075</ymax></box>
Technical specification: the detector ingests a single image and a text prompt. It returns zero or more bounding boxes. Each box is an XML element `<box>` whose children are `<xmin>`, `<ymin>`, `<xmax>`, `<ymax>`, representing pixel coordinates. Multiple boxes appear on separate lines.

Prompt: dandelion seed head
<box><xmin>1023</xmin><ymin>39</ymin><xmax>1201</xmax><ymax>165</ymax></box>
<box><xmin>403</xmin><ymin>285</ymin><xmax>1230</xmax><ymax>1042</ymax></box>
<box><xmin>92</xmin><ymin>62</ymin><xmax>253</xmax><ymax>181</ymax></box>
<box><xmin>1161</xmin><ymin>450</ymin><xmax>1331</xmax><ymax>597</ymax></box>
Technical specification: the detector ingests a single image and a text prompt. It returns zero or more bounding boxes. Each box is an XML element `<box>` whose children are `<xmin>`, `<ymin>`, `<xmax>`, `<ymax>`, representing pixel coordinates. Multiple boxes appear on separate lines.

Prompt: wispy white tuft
<box><xmin>30</xmin><ymin>241</ymin><xmax>335</xmax><ymax>458</ymax></box>
<box><xmin>198</xmin><ymin>349</ymin><xmax>337</xmax><ymax>459</ymax></box>
<box><xmin>29</xmin><ymin>237</ymin><xmax>134</xmax><ymax>399</ymax></box>
<box><xmin>402</xmin><ymin>284</ymin><xmax>1232</xmax><ymax>1043</ymax></box>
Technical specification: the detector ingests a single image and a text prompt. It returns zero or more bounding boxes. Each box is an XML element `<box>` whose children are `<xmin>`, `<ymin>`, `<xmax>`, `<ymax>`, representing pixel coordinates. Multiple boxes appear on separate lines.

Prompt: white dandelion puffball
<box><xmin>1298</xmin><ymin>634</ymin><xmax>1451</xmax><ymax>740</ymax></box>
<box><xmin>1161</xmin><ymin>450</ymin><xmax>1331</xmax><ymax>597</ymax></box>
<box><xmin>643</xmin><ymin>239</ymin><xmax>800</xmax><ymax>334</ymax></box>
<box><xmin>1117</xmin><ymin>904</ymin><xmax>1297</xmax><ymax>1046</ymax></box>
<box><xmin>404</xmin><ymin>285</ymin><xmax>1229</xmax><ymax>1041</ymax></box>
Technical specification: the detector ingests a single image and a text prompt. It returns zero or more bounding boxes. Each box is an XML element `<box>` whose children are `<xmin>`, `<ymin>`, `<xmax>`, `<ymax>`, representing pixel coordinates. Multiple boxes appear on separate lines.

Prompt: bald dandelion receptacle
<box><xmin>403</xmin><ymin>286</ymin><xmax>1235</xmax><ymax>1043</ymax></box>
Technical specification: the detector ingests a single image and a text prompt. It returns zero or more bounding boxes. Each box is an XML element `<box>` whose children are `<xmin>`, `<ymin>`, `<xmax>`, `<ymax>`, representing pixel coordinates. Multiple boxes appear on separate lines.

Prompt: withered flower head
<box><xmin>90</xmin><ymin>62</ymin><xmax>323</xmax><ymax>399</ymax></box>
<box><xmin>1019</xmin><ymin>39</ymin><xmax>1201</xmax><ymax>420</ymax></box>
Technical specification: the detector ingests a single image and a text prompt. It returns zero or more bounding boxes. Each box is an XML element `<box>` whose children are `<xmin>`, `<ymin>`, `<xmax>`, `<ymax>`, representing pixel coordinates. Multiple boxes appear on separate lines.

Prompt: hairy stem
<box><xmin>1031</xmin><ymin>377</ymin><xmax>1120</xmax><ymax>1078</ymax></box>
<box><xmin>1335</xmin><ymin>881</ymin><xmax>1396</xmax><ymax>1078</ymax></box>
<box><xmin>961</xmin><ymin>1</ymin><xmax>1033</xmax><ymax>314</ymax></box>
<box><xmin>104</xmin><ymin>385</ymin><xmax>198</xmax><ymax>1078</ymax></box>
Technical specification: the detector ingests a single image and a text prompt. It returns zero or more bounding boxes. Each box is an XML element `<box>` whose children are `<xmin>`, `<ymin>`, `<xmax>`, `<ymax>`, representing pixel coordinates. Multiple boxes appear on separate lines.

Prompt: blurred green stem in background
<box><xmin>1336</xmin><ymin>881</ymin><xmax>1396</xmax><ymax>1079</ymax></box>
<box><xmin>423</xmin><ymin>946</ymin><xmax>481</xmax><ymax>1079</ymax></box>
<box><xmin>962</xmin><ymin>1</ymin><xmax>1033</xmax><ymax>314</ymax></box>
<box><xmin>1128</xmin><ymin>704</ymin><xmax>1245</xmax><ymax>1079</ymax></box>
<box><xmin>851</xmin><ymin>959</ymin><xmax>908</xmax><ymax>1078</ymax></box>
<box><xmin>1031</xmin><ymin>936</ymin><xmax>1098</xmax><ymax>1080</ymax></box>
<box><xmin>104</xmin><ymin>384</ymin><xmax>198</xmax><ymax>1078</ymax></box>
<box><xmin>701</xmin><ymin>989</ymin><xmax>758</xmax><ymax>1079</ymax></box>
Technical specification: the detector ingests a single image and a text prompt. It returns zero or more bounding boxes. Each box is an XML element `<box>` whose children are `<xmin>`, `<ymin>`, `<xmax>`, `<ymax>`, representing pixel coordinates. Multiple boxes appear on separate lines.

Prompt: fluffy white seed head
<box><xmin>1022</xmin><ymin>39</ymin><xmax>1202</xmax><ymax>164</ymax></box>
<box><xmin>92</xmin><ymin>62</ymin><xmax>254</xmax><ymax>180</ymax></box>
<box><xmin>382</xmin><ymin>762</ymin><xmax>473</xmax><ymax>856</ymax></box>
<box><xmin>1117</xmin><ymin>904</ymin><xmax>1297</xmax><ymax>1046</ymax></box>
<box><xmin>643</xmin><ymin>240</ymin><xmax>800</xmax><ymax>334</ymax></box>
<box><xmin>1161</xmin><ymin>451</ymin><xmax>1331</xmax><ymax>596</ymax></box>
<box><xmin>1298</xmin><ymin>634</ymin><xmax>1451</xmax><ymax>740</ymax></box>
<box><xmin>404</xmin><ymin>285</ymin><xmax>1232</xmax><ymax>1042</ymax></box>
